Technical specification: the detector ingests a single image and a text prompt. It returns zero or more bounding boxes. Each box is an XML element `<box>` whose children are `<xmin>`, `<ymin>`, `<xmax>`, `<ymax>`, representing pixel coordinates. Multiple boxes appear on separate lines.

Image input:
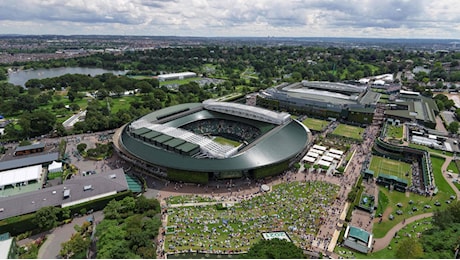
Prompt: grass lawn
<box><xmin>164</xmin><ymin>181</ymin><xmax>339</xmax><ymax>253</ymax></box>
<box><xmin>159</xmin><ymin>77</ymin><xmax>201</xmax><ymax>86</ymax></box>
<box><xmin>302</xmin><ymin>118</ymin><xmax>329</xmax><ymax>131</ymax></box>
<box><xmin>375</xmin><ymin>190</ymin><xmax>389</xmax><ymax>216</ymax></box>
<box><xmin>386</xmin><ymin>125</ymin><xmax>403</xmax><ymax>139</ymax></box>
<box><xmin>107</xmin><ymin>95</ymin><xmax>138</xmax><ymax>113</ymax></box>
<box><xmin>47</xmin><ymin>171</ymin><xmax>63</xmax><ymax>180</ymax></box>
<box><xmin>166</xmin><ymin>195</ymin><xmax>216</xmax><ymax>205</ymax></box>
<box><xmin>335</xmin><ymin>217</ymin><xmax>433</xmax><ymax>258</ymax></box>
<box><xmin>447</xmin><ymin>160</ymin><xmax>460</xmax><ymax>174</ymax></box>
<box><xmin>372</xmin><ymin>156</ymin><xmax>454</xmax><ymax>238</ymax></box>
<box><xmin>332</xmin><ymin>124</ymin><xmax>364</xmax><ymax>141</ymax></box>
<box><xmin>213</xmin><ymin>136</ymin><xmax>241</xmax><ymax>147</ymax></box>
<box><xmin>369</xmin><ymin>155</ymin><xmax>412</xmax><ymax>183</ymax></box>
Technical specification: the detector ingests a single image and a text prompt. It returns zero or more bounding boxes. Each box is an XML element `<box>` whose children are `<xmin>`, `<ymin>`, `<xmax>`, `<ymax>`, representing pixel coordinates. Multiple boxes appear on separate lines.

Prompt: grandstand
<box><xmin>114</xmin><ymin>101</ymin><xmax>310</xmax><ymax>183</ymax></box>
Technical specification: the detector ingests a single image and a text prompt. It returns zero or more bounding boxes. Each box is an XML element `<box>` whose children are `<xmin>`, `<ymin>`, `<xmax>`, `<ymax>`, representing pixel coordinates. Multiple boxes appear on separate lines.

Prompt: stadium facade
<box><xmin>257</xmin><ymin>81</ymin><xmax>381</xmax><ymax>124</ymax></box>
<box><xmin>113</xmin><ymin>100</ymin><xmax>311</xmax><ymax>184</ymax></box>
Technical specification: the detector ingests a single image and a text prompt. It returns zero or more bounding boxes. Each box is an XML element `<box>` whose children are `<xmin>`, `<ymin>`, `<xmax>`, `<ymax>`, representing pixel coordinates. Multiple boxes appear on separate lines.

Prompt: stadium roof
<box><xmin>0</xmin><ymin>153</ymin><xmax>59</xmax><ymax>171</ymax></box>
<box><xmin>203</xmin><ymin>100</ymin><xmax>291</xmax><ymax>125</ymax></box>
<box><xmin>119</xmin><ymin>103</ymin><xmax>310</xmax><ymax>172</ymax></box>
<box><xmin>263</xmin><ymin>81</ymin><xmax>380</xmax><ymax>109</ymax></box>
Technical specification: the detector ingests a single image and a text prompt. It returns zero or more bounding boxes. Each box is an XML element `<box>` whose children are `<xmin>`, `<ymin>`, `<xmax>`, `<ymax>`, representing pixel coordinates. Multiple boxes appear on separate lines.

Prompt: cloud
<box><xmin>0</xmin><ymin>0</ymin><xmax>458</xmax><ymax>38</ymax></box>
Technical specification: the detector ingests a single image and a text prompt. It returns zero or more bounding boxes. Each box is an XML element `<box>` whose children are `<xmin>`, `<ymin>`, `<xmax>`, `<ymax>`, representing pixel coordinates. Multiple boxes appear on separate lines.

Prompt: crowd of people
<box><xmin>163</xmin><ymin>181</ymin><xmax>340</xmax><ymax>255</ymax></box>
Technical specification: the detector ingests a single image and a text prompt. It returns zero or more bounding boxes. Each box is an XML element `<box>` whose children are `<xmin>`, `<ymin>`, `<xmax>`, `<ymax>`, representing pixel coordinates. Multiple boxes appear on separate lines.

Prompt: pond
<box><xmin>7</xmin><ymin>67</ymin><xmax>127</xmax><ymax>87</ymax></box>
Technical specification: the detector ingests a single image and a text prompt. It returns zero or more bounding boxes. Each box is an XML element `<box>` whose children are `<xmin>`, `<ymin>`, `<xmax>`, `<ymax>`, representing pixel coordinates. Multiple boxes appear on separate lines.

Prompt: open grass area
<box><xmin>159</xmin><ymin>77</ymin><xmax>201</xmax><ymax>86</ymax></box>
<box><xmin>372</xmin><ymin>156</ymin><xmax>454</xmax><ymax>238</ymax></box>
<box><xmin>331</xmin><ymin>124</ymin><xmax>364</xmax><ymax>141</ymax></box>
<box><xmin>335</xmin><ymin>217</ymin><xmax>433</xmax><ymax>258</ymax></box>
<box><xmin>302</xmin><ymin>118</ymin><xmax>329</xmax><ymax>131</ymax></box>
<box><xmin>447</xmin><ymin>160</ymin><xmax>460</xmax><ymax>174</ymax></box>
<box><xmin>369</xmin><ymin>155</ymin><xmax>412</xmax><ymax>183</ymax></box>
<box><xmin>386</xmin><ymin>125</ymin><xmax>403</xmax><ymax>139</ymax></box>
<box><xmin>213</xmin><ymin>136</ymin><xmax>241</xmax><ymax>147</ymax></box>
<box><xmin>375</xmin><ymin>190</ymin><xmax>389</xmax><ymax>216</ymax></box>
<box><xmin>166</xmin><ymin>195</ymin><xmax>216</xmax><ymax>205</ymax></box>
<box><xmin>164</xmin><ymin>181</ymin><xmax>339</xmax><ymax>254</ymax></box>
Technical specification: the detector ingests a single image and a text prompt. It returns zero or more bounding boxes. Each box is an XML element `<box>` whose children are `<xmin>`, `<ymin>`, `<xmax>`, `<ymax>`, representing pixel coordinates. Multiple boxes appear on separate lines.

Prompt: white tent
<box><xmin>48</xmin><ymin>161</ymin><xmax>62</xmax><ymax>173</ymax></box>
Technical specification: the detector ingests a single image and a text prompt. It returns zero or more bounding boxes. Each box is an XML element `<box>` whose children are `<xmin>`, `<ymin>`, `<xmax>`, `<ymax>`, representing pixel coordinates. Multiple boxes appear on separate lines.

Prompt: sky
<box><xmin>1</xmin><ymin>0</ymin><xmax>459</xmax><ymax>39</ymax></box>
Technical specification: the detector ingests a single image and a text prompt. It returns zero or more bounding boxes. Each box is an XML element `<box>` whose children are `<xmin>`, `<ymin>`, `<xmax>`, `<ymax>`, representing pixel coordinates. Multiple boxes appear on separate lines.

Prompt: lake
<box><xmin>8</xmin><ymin>67</ymin><xmax>127</xmax><ymax>87</ymax></box>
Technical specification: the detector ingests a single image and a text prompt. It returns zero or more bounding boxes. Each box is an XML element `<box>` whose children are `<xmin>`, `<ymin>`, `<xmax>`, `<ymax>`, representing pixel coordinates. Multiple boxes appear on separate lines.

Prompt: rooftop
<box><xmin>0</xmin><ymin>153</ymin><xmax>59</xmax><ymax>171</ymax></box>
<box><xmin>0</xmin><ymin>168</ymin><xmax>128</xmax><ymax>220</ymax></box>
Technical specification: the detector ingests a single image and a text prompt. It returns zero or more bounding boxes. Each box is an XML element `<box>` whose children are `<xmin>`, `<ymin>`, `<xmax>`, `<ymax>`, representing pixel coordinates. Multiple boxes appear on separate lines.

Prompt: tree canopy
<box><xmin>242</xmin><ymin>239</ymin><xmax>306</xmax><ymax>259</ymax></box>
<box><xmin>420</xmin><ymin>201</ymin><xmax>460</xmax><ymax>258</ymax></box>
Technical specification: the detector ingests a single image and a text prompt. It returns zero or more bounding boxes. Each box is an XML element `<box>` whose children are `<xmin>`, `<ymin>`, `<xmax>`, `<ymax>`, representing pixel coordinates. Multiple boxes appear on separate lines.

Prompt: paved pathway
<box><xmin>36</xmin><ymin>211</ymin><xmax>104</xmax><ymax>259</ymax></box>
<box><xmin>372</xmin><ymin>213</ymin><xmax>433</xmax><ymax>251</ymax></box>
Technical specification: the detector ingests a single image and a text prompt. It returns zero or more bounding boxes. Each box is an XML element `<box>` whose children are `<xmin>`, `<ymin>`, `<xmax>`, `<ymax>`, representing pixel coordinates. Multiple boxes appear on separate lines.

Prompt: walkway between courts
<box><xmin>372</xmin><ymin>213</ymin><xmax>433</xmax><ymax>251</ymax></box>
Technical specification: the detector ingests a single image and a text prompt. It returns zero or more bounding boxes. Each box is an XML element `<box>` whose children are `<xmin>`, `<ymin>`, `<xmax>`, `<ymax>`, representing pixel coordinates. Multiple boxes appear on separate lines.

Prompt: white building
<box><xmin>157</xmin><ymin>72</ymin><xmax>197</xmax><ymax>81</ymax></box>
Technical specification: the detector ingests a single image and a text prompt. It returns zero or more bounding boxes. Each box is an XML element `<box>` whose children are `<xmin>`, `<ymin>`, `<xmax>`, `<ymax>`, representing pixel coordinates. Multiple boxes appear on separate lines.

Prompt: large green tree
<box><xmin>34</xmin><ymin>206</ymin><xmax>59</xmax><ymax>231</ymax></box>
<box><xmin>420</xmin><ymin>201</ymin><xmax>460</xmax><ymax>258</ymax></box>
<box><xmin>395</xmin><ymin>238</ymin><xmax>424</xmax><ymax>259</ymax></box>
<box><xmin>243</xmin><ymin>239</ymin><xmax>306</xmax><ymax>259</ymax></box>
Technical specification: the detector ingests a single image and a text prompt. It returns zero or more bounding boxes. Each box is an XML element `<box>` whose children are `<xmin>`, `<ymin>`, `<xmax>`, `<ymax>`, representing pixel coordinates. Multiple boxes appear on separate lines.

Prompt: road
<box><xmin>37</xmin><ymin>211</ymin><xmax>104</xmax><ymax>259</ymax></box>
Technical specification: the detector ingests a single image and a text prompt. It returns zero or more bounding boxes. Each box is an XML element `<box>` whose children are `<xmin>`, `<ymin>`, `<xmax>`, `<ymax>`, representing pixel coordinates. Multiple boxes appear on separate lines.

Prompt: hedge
<box><xmin>252</xmin><ymin>161</ymin><xmax>289</xmax><ymax>179</ymax></box>
<box><xmin>167</xmin><ymin>169</ymin><xmax>209</xmax><ymax>184</ymax></box>
<box><xmin>0</xmin><ymin>213</ymin><xmax>37</xmax><ymax>236</ymax></box>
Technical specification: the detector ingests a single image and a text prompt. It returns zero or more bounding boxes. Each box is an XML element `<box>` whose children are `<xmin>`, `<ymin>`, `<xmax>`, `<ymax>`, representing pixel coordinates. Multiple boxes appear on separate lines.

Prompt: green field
<box><xmin>331</xmin><ymin>124</ymin><xmax>364</xmax><ymax>141</ymax></box>
<box><xmin>447</xmin><ymin>160</ymin><xmax>460</xmax><ymax>174</ymax></box>
<box><xmin>372</xmin><ymin>156</ymin><xmax>454</xmax><ymax>238</ymax></box>
<box><xmin>159</xmin><ymin>77</ymin><xmax>201</xmax><ymax>86</ymax></box>
<box><xmin>213</xmin><ymin>136</ymin><xmax>241</xmax><ymax>147</ymax></box>
<box><xmin>302</xmin><ymin>118</ymin><xmax>329</xmax><ymax>131</ymax></box>
<box><xmin>386</xmin><ymin>124</ymin><xmax>403</xmax><ymax>139</ymax></box>
<box><xmin>369</xmin><ymin>155</ymin><xmax>412</xmax><ymax>183</ymax></box>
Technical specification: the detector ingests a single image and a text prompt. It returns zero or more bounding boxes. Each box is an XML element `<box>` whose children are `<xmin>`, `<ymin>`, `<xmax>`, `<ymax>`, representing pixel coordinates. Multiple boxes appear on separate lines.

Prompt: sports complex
<box><xmin>257</xmin><ymin>81</ymin><xmax>380</xmax><ymax>124</ymax></box>
<box><xmin>114</xmin><ymin>100</ymin><xmax>311</xmax><ymax>183</ymax></box>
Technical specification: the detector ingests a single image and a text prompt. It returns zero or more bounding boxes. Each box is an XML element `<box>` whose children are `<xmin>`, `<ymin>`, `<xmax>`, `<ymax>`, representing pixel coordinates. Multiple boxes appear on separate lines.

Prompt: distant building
<box><xmin>384</xmin><ymin>90</ymin><xmax>439</xmax><ymax>129</ymax></box>
<box><xmin>257</xmin><ymin>81</ymin><xmax>380</xmax><ymax>124</ymax></box>
<box><xmin>156</xmin><ymin>72</ymin><xmax>197</xmax><ymax>82</ymax></box>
